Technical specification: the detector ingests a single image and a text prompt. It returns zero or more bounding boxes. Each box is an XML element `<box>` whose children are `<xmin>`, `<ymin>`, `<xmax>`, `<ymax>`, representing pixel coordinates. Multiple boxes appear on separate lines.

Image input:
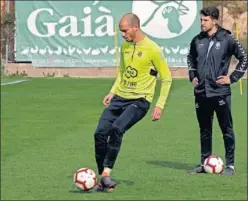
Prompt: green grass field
<box><xmin>1</xmin><ymin>78</ymin><xmax>247</xmax><ymax>200</ymax></box>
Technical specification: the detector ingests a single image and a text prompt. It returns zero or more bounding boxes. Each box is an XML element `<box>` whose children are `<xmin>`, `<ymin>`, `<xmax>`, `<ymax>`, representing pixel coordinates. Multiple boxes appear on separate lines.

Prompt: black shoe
<box><xmin>101</xmin><ymin>176</ymin><xmax>117</xmax><ymax>192</ymax></box>
<box><xmin>188</xmin><ymin>164</ymin><xmax>206</xmax><ymax>174</ymax></box>
<box><xmin>221</xmin><ymin>166</ymin><xmax>235</xmax><ymax>176</ymax></box>
<box><xmin>88</xmin><ymin>181</ymin><xmax>104</xmax><ymax>193</ymax></box>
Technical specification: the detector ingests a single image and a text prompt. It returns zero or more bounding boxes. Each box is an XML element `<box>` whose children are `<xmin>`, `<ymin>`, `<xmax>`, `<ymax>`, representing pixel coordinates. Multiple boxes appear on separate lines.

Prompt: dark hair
<box><xmin>200</xmin><ymin>6</ymin><xmax>219</xmax><ymax>20</ymax></box>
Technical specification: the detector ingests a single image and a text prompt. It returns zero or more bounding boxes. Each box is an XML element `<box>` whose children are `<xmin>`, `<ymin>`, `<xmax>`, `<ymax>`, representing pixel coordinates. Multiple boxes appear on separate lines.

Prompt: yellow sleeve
<box><xmin>152</xmin><ymin>47</ymin><xmax>172</xmax><ymax>109</ymax></box>
<box><xmin>110</xmin><ymin>47</ymin><xmax>124</xmax><ymax>94</ymax></box>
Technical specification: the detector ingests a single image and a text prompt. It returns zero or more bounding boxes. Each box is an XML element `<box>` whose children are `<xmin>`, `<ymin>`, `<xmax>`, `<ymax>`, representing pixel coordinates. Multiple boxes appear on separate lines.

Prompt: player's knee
<box><xmin>94</xmin><ymin>132</ymin><xmax>108</xmax><ymax>149</ymax></box>
<box><xmin>222</xmin><ymin>127</ymin><xmax>234</xmax><ymax>137</ymax></box>
<box><xmin>94</xmin><ymin>123</ymin><xmax>110</xmax><ymax>137</ymax></box>
<box><xmin>200</xmin><ymin>128</ymin><xmax>212</xmax><ymax>137</ymax></box>
<box><xmin>111</xmin><ymin>124</ymin><xmax>124</xmax><ymax>139</ymax></box>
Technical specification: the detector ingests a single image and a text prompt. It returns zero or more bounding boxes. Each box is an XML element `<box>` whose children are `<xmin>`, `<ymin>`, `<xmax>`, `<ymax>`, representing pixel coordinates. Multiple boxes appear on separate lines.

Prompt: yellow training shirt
<box><xmin>110</xmin><ymin>36</ymin><xmax>172</xmax><ymax>109</ymax></box>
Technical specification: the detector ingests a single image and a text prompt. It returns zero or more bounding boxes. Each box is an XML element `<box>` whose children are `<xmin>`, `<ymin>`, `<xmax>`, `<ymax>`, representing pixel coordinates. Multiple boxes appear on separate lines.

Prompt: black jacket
<box><xmin>187</xmin><ymin>26</ymin><xmax>247</xmax><ymax>97</ymax></box>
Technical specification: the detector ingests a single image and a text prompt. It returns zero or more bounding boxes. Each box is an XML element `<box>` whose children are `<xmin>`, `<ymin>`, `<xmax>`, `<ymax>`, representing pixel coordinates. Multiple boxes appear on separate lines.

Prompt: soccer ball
<box><xmin>203</xmin><ymin>155</ymin><xmax>224</xmax><ymax>174</ymax></box>
<box><xmin>73</xmin><ymin>168</ymin><xmax>97</xmax><ymax>191</ymax></box>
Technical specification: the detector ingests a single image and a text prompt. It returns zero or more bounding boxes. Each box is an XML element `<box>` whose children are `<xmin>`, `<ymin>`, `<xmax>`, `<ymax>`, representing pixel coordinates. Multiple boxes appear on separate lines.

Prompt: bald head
<box><xmin>120</xmin><ymin>13</ymin><xmax>140</xmax><ymax>28</ymax></box>
<box><xmin>119</xmin><ymin>13</ymin><xmax>143</xmax><ymax>43</ymax></box>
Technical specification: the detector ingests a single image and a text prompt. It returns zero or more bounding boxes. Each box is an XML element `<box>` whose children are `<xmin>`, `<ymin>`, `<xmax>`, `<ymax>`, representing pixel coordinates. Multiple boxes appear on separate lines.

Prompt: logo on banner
<box><xmin>132</xmin><ymin>0</ymin><xmax>198</xmax><ymax>39</ymax></box>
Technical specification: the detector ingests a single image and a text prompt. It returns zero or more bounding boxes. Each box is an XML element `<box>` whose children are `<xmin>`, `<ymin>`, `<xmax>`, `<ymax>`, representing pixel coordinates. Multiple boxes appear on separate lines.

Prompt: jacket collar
<box><xmin>198</xmin><ymin>26</ymin><xmax>231</xmax><ymax>41</ymax></box>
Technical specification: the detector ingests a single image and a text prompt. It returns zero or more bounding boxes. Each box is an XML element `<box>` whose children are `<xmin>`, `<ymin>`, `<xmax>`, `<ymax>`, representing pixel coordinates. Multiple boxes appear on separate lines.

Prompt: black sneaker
<box><xmin>101</xmin><ymin>176</ymin><xmax>117</xmax><ymax>192</ymax></box>
<box><xmin>221</xmin><ymin>166</ymin><xmax>235</xmax><ymax>176</ymax></box>
<box><xmin>188</xmin><ymin>164</ymin><xmax>206</xmax><ymax>174</ymax></box>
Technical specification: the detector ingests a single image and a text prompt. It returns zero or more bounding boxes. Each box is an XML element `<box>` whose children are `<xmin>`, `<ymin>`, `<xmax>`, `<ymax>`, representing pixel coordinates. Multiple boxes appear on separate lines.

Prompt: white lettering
<box><xmin>81</xmin><ymin>15</ymin><xmax>94</xmax><ymax>36</ymax></box>
<box><xmin>81</xmin><ymin>7</ymin><xmax>93</xmax><ymax>36</ymax></box>
<box><xmin>27</xmin><ymin>8</ymin><xmax>58</xmax><ymax>37</ymax></box>
<box><xmin>59</xmin><ymin>16</ymin><xmax>81</xmax><ymax>37</ymax></box>
<box><xmin>27</xmin><ymin>7</ymin><xmax>115</xmax><ymax>38</ymax></box>
<box><xmin>95</xmin><ymin>15</ymin><xmax>114</xmax><ymax>37</ymax></box>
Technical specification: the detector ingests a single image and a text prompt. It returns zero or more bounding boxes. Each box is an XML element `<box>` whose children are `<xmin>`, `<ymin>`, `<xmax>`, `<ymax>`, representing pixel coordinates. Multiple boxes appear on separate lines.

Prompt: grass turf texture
<box><xmin>1</xmin><ymin>78</ymin><xmax>247</xmax><ymax>200</ymax></box>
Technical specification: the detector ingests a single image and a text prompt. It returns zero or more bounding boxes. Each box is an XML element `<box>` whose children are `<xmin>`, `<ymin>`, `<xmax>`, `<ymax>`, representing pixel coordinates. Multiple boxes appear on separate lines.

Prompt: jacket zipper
<box><xmin>206</xmin><ymin>40</ymin><xmax>215</xmax><ymax>59</ymax></box>
<box><xmin>131</xmin><ymin>44</ymin><xmax>136</xmax><ymax>61</ymax></box>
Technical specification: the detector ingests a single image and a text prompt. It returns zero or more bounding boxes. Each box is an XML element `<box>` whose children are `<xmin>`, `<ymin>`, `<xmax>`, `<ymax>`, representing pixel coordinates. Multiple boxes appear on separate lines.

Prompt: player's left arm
<box><xmin>217</xmin><ymin>35</ymin><xmax>248</xmax><ymax>85</ymax></box>
<box><xmin>228</xmin><ymin>34</ymin><xmax>248</xmax><ymax>83</ymax></box>
<box><xmin>151</xmin><ymin>47</ymin><xmax>172</xmax><ymax>120</ymax></box>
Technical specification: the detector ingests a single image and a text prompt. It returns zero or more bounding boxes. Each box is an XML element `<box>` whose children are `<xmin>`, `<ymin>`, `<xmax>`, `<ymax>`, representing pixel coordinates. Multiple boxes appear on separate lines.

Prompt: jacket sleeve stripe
<box><xmin>231</xmin><ymin>34</ymin><xmax>248</xmax><ymax>71</ymax></box>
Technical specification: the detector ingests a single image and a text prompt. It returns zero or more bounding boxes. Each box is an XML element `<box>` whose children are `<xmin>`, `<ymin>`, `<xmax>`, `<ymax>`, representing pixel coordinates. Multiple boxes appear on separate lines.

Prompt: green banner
<box><xmin>15</xmin><ymin>1</ymin><xmax>202</xmax><ymax>67</ymax></box>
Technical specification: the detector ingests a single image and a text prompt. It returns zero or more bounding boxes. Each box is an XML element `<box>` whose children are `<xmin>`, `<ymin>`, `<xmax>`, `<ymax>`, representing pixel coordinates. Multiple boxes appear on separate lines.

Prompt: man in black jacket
<box><xmin>187</xmin><ymin>6</ymin><xmax>247</xmax><ymax>175</ymax></box>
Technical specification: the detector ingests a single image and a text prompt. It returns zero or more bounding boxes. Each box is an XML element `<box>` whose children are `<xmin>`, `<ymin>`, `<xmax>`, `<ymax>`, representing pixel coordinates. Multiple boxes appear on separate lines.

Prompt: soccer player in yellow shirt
<box><xmin>92</xmin><ymin>13</ymin><xmax>172</xmax><ymax>192</ymax></box>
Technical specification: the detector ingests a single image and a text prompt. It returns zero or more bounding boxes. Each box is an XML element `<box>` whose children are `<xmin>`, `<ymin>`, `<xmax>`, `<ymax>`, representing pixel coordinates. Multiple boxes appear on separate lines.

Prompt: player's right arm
<box><xmin>187</xmin><ymin>37</ymin><xmax>198</xmax><ymax>86</ymax></box>
<box><xmin>103</xmin><ymin>46</ymin><xmax>124</xmax><ymax>106</ymax></box>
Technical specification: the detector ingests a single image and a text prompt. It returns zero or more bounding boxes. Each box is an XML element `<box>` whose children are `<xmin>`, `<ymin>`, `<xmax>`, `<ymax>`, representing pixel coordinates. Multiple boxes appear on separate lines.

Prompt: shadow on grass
<box><xmin>147</xmin><ymin>160</ymin><xmax>195</xmax><ymax>171</ymax></box>
<box><xmin>69</xmin><ymin>189</ymin><xmax>89</xmax><ymax>194</ymax></box>
<box><xmin>115</xmin><ymin>179</ymin><xmax>135</xmax><ymax>186</ymax></box>
<box><xmin>69</xmin><ymin>179</ymin><xmax>135</xmax><ymax>194</ymax></box>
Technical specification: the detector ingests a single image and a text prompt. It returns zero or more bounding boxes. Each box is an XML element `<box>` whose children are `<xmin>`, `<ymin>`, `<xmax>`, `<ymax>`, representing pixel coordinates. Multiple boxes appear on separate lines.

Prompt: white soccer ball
<box><xmin>203</xmin><ymin>156</ymin><xmax>224</xmax><ymax>174</ymax></box>
<box><xmin>73</xmin><ymin>168</ymin><xmax>97</xmax><ymax>191</ymax></box>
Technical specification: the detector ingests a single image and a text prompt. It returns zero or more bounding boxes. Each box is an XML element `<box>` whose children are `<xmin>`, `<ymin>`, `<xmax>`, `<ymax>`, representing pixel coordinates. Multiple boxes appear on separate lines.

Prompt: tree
<box><xmin>1</xmin><ymin>11</ymin><xmax>15</xmax><ymax>62</ymax></box>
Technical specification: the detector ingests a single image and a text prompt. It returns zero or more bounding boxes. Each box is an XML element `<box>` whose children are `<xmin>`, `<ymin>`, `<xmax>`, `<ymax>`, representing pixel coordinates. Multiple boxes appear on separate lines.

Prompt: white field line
<box><xmin>1</xmin><ymin>80</ymin><xmax>27</xmax><ymax>86</ymax></box>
